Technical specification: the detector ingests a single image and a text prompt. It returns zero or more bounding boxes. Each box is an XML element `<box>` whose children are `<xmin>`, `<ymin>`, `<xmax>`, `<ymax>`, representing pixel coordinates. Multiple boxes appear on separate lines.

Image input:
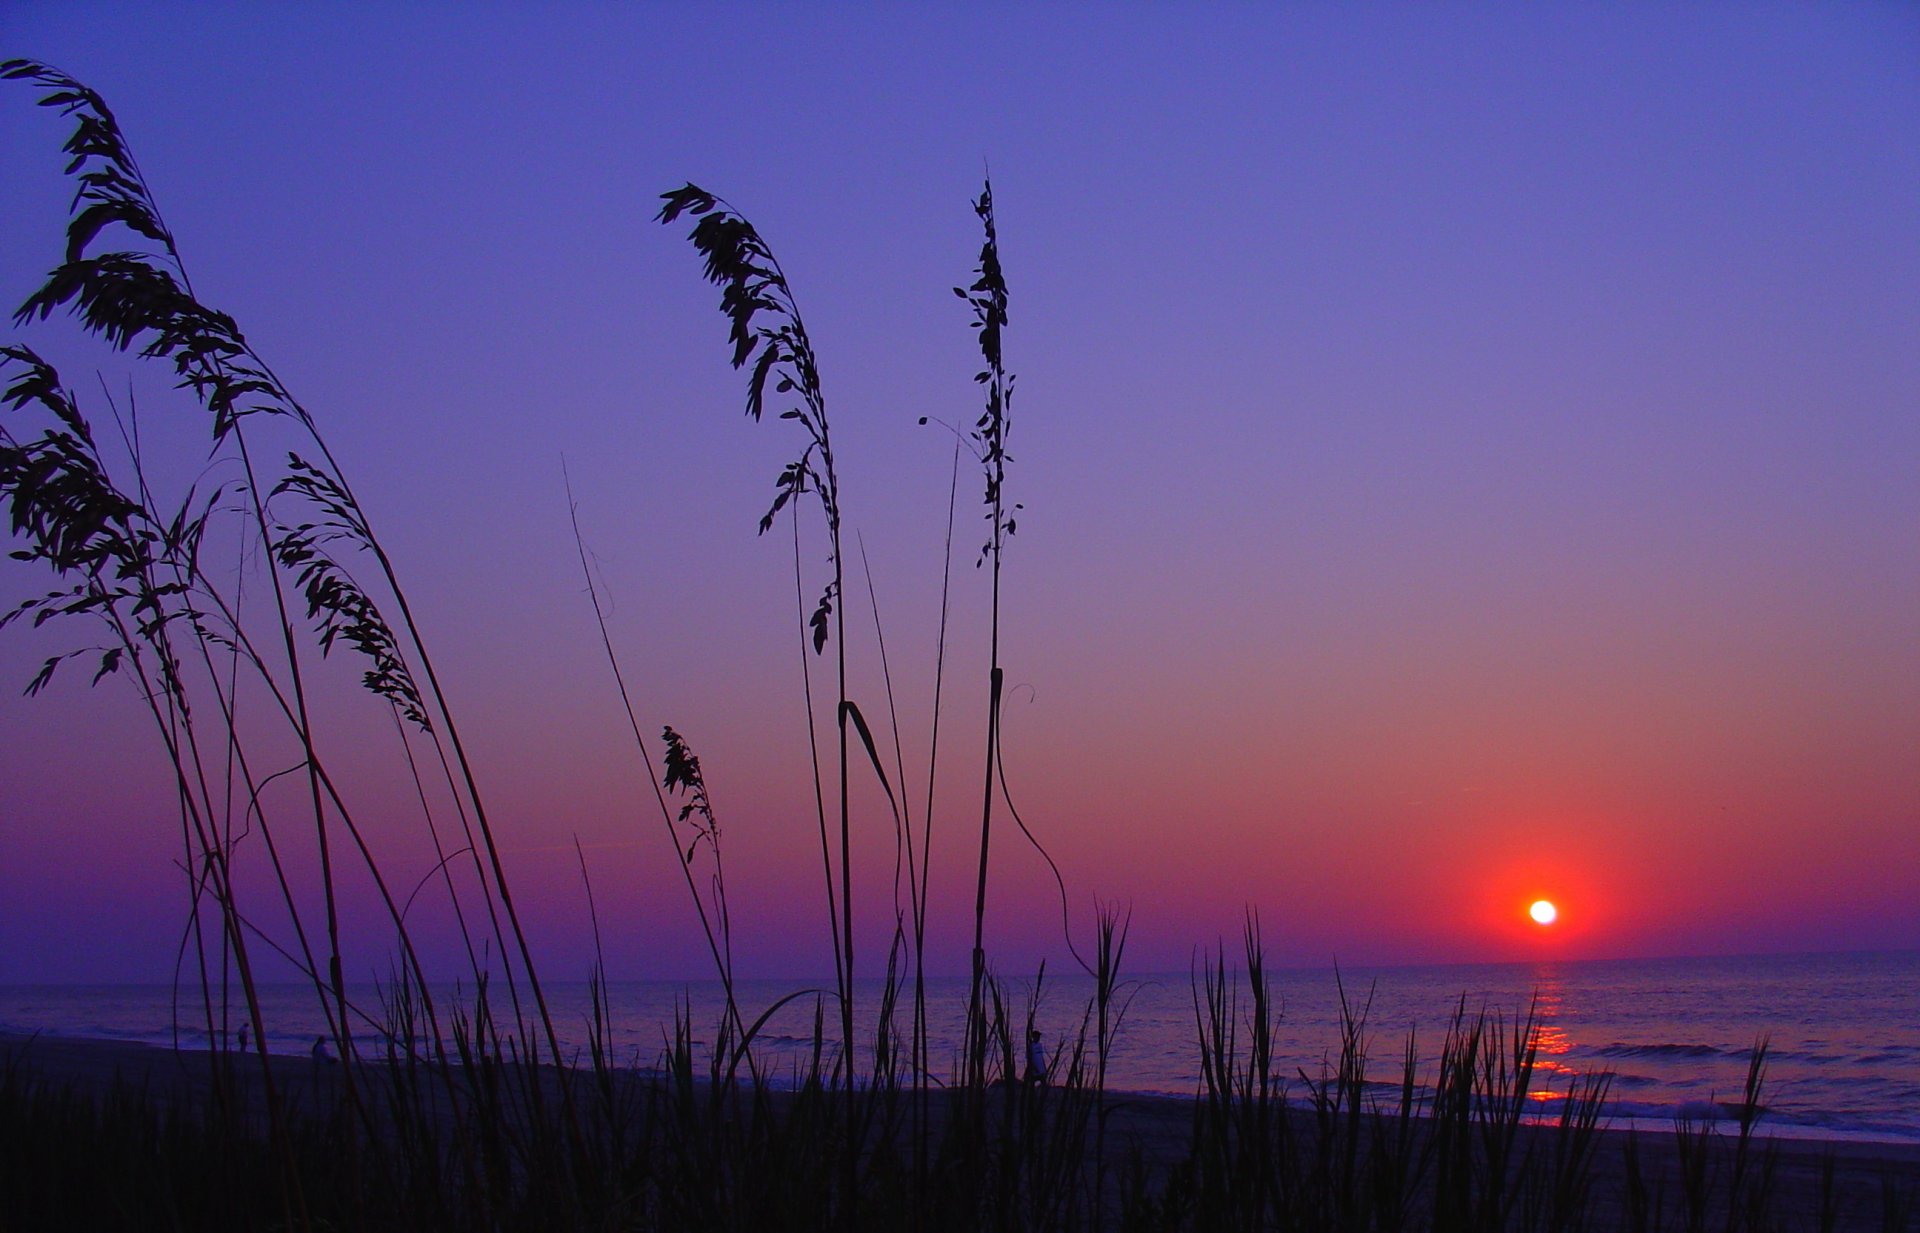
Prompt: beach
<box><xmin>6</xmin><ymin>1032</ymin><xmax>1916</xmax><ymax>1230</ymax></box>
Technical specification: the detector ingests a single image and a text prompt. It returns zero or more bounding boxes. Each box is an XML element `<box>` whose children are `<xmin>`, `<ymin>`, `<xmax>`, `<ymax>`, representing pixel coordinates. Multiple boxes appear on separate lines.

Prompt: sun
<box><xmin>1529</xmin><ymin>899</ymin><xmax>1559</xmax><ymax>926</ymax></box>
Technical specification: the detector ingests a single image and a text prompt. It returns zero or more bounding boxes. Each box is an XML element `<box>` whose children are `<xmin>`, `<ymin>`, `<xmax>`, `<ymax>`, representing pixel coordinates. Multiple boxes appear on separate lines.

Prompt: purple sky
<box><xmin>2</xmin><ymin>4</ymin><xmax>1916</xmax><ymax>985</ymax></box>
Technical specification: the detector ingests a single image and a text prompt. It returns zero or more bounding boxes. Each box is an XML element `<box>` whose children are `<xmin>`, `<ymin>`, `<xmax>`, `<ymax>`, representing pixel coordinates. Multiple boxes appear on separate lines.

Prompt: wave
<box><xmin>1600</xmin><ymin>1097</ymin><xmax>1920</xmax><ymax>1143</ymax></box>
<box><xmin>1591</xmin><ymin>1042</ymin><xmax>1727</xmax><ymax>1060</ymax></box>
<box><xmin>1761</xmin><ymin>1046</ymin><xmax>1915</xmax><ymax>1066</ymax></box>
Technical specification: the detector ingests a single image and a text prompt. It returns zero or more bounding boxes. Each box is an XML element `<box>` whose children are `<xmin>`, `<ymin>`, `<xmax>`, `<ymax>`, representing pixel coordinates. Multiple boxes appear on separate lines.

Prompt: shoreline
<box><xmin>5</xmin><ymin>1029</ymin><xmax>1918</xmax><ymax>1152</ymax></box>
<box><xmin>6</xmin><ymin>1030</ymin><xmax>1920</xmax><ymax>1151</ymax></box>
<box><xmin>7</xmin><ymin>1029</ymin><xmax>1912</xmax><ymax>1221</ymax></box>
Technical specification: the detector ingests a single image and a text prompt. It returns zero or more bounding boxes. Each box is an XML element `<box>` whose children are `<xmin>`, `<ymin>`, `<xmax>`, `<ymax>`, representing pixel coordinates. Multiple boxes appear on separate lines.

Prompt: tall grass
<box><xmin>958</xmin><ymin>178</ymin><xmax>1019</xmax><ymax>1102</ymax></box>
<box><xmin>3</xmin><ymin>61</ymin><xmax>1916</xmax><ymax>1233</ymax></box>
<box><xmin>2</xmin><ymin>55</ymin><xmax>584</xmax><ymax>1218</ymax></box>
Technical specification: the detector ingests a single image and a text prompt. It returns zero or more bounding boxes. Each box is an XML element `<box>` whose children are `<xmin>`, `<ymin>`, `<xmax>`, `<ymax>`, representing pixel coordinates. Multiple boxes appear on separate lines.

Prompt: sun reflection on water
<box><xmin>1526</xmin><ymin>965</ymin><xmax>1581</xmax><ymax>1104</ymax></box>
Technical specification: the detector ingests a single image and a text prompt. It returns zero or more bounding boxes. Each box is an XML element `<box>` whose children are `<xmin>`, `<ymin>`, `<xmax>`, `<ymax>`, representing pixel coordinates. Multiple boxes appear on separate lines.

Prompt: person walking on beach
<box><xmin>1024</xmin><ymin>1028</ymin><xmax>1047</xmax><ymax>1088</ymax></box>
<box><xmin>312</xmin><ymin>1035</ymin><xmax>332</xmax><ymax>1064</ymax></box>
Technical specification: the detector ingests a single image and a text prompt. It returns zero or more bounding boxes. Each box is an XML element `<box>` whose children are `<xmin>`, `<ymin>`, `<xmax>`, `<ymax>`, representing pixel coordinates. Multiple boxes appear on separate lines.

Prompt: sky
<box><xmin>1</xmin><ymin>3</ymin><xmax>1916</xmax><ymax>986</ymax></box>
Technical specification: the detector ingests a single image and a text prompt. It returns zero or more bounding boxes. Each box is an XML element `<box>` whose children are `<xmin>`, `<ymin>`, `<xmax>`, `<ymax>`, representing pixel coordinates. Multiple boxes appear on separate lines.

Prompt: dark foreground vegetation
<box><xmin>2</xmin><ymin>59</ymin><xmax>1916</xmax><ymax>1232</ymax></box>
<box><xmin>5</xmin><ymin>1010</ymin><xmax>1919</xmax><ymax>1232</ymax></box>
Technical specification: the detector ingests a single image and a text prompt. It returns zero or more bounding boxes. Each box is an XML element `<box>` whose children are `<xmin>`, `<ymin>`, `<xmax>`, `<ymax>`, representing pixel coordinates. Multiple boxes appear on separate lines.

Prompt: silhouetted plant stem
<box><xmin>792</xmin><ymin>501</ymin><xmax>847</xmax><ymax>1018</ymax></box>
<box><xmin>960</xmin><ymin>177</ymin><xmax>1016</xmax><ymax>1102</ymax></box>
<box><xmin>281</xmin><ymin>445</ymin><xmax>578</xmax><ymax>1122</ymax></box>
<box><xmin>98</xmin><ymin>435</ymin><xmax>468</xmax><ymax>1090</ymax></box>
<box><xmin>657</xmin><ymin>183</ymin><xmax>862</xmax><ymax>1224</ymax></box>
<box><xmin>1091</xmin><ymin>902</ymin><xmax>1133</xmax><ymax>1225</ymax></box>
<box><xmin>911</xmin><ymin>443</ymin><xmax>962</xmax><ymax>1217</ymax></box>
<box><xmin>0</xmin><ymin>69</ymin><xmax>332</xmax><ymax>1108</ymax></box>
<box><xmin>854</xmin><ymin>536</ymin><xmax>913</xmax><ymax>962</ymax></box>
<box><xmin>6</xmin><ymin>57</ymin><xmax>578</xmax><ymax>1165</ymax></box>
<box><xmin>33</xmin><ymin>59</ymin><xmax>354</xmax><ymax>1082</ymax></box>
<box><xmin>91</xmin><ymin>385</ymin><xmax>243</xmax><ymax>1088</ymax></box>
<box><xmin>0</xmin><ymin>343</ymin><xmax>311</xmax><ymax>1228</ymax></box>
<box><xmin>387</xmin><ymin>704</ymin><xmax>486</xmax><ymax>984</ymax></box>
<box><xmin>237</xmin><ymin>428</ymin><xmax>364</xmax><ymax>1113</ymax></box>
<box><xmin>564</xmin><ymin>469</ymin><xmax>743</xmax><ymax>1040</ymax></box>
<box><xmin>167</xmin><ymin>539</ymin><xmax>458</xmax><ymax>1059</ymax></box>
<box><xmin>1728</xmin><ymin>1036</ymin><xmax>1773</xmax><ymax>1232</ymax></box>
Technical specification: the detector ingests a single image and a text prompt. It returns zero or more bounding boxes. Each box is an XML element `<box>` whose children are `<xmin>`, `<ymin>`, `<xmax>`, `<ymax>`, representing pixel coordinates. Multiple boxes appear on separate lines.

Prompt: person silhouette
<box><xmin>1024</xmin><ymin>1028</ymin><xmax>1047</xmax><ymax>1088</ymax></box>
<box><xmin>312</xmin><ymin>1035</ymin><xmax>333</xmax><ymax>1064</ymax></box>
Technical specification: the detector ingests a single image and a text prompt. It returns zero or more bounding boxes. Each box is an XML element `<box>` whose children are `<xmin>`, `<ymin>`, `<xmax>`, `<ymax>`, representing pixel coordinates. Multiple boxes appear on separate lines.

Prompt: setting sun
<box><xmin>1529</xmin><ymin>899</ymin><xmax>1559</xmax><ymax>926</ymax></box>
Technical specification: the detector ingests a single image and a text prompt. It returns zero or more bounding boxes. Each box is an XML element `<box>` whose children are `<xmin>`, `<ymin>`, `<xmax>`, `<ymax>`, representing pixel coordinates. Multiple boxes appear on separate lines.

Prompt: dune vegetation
<box><xmin>2</xmin><ymin>59</ymin><xmax>1915</xmax><ymax>1232</ymax></box>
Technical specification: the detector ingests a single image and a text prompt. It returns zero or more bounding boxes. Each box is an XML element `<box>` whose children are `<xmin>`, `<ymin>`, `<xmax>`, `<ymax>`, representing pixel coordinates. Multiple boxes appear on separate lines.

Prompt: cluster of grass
<box><xmin>6</xmin><ymin>975</ymin><xmax>1916</xmax><ymax>1231</ymax></box>
<box><xmin>1</xmin><ymin>59</ymin><xmax>1915</xmax><ymax>1232</ymax></box>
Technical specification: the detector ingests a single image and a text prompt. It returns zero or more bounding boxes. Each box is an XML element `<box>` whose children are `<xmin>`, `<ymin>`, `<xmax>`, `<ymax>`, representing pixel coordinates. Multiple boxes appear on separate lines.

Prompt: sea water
<box><xmin>3</xmin><ymin>950</ymin><xmax>1914</xmax><ymax>1143</ymax></box>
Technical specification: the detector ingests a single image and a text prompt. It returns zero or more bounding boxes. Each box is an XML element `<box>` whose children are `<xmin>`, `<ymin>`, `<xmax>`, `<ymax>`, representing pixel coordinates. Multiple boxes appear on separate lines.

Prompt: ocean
<box><xmin>3</xmin><ymin>950</ymin><xmax>1914</xmax><ymax>1144</ymax></box>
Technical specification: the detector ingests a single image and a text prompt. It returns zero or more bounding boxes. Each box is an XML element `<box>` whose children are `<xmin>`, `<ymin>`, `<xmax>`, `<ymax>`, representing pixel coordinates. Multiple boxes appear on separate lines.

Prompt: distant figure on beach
<box><xmin>311</xmin><ymin>1035</ymin><xmax>332</xmax><ymax>1064</ymax></box>
<box><xmin>237</xmin><ymin>1025</ymin><xmax>248</xmax><ymax>1051</ymax></box>
<box><xmin>1025</xmin><ymin>1028</ymin><xmax>1047</xmax><ymax>1088</ymax></box>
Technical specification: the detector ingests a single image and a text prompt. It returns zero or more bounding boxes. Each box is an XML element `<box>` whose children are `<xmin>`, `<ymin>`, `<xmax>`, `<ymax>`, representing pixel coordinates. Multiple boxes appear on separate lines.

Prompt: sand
<box><xmin>5</xmin><ymin>1032</ymin><xmax>1917</xmax><ymax>1229</ymax></box>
